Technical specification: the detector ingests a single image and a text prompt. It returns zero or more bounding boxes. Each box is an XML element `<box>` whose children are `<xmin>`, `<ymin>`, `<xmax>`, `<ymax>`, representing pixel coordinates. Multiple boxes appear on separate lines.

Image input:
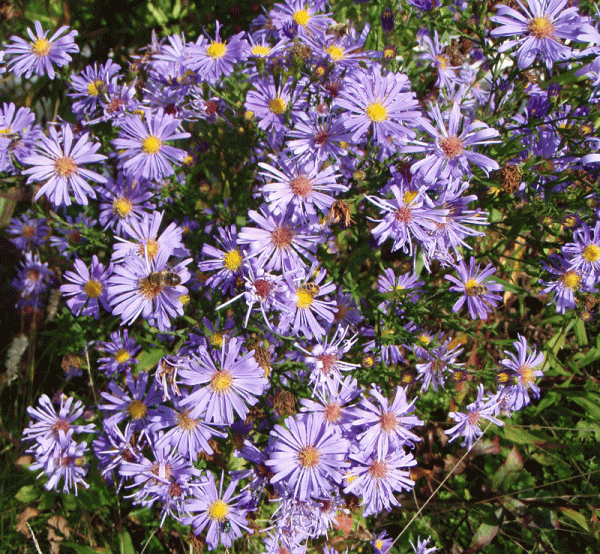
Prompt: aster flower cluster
<box><xmin>6</xmin><ymin>0</ymin><xmax>600</xmax><ymax>552</ymax></box>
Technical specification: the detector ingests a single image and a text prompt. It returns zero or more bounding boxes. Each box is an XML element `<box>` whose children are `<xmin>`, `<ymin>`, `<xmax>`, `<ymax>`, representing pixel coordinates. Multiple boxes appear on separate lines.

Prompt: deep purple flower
<box><xmin>68</xmin><ymin>59</ymin><xmax>120</xmax><ymax>117</ymax></box>
<box><xmin>419</xmin><ymin>30</ymin><xmax>458</xmax><ymax>90</ymax></box>
<box><xmin>373</xmin><ymin>531</ymin><xmax>394</xmax><ymax>554</ymax></box>
<box><xmin>445</xmin><ymin>257</ymin><xmax>503</xmax><ymax>320</ymax></box>
<box><xmin>7</xmin><ymin>213</ymin><xmax>48</xmax><ymax>251</ymax></box>
<box><xmin>22</xmin><ymin>124</ymin><xmax>106</xmax><ymax>206</ymax></box>
<box><xmin>266</xmin><ymin>412</ymin><xmax>350</xmax><ymax>501</ymax></box>
<box><xmin>60</xmin><ymin>255</ymin><xmax>112</xmax><ymax>319</ymax></box>
<box><xmin>5</xmin><ymin>21</ymin><xmax>78</xmax><ymax>79</ymax></box>
<box><xmin>112</xmin><ymin>109</ymin><xmax>190</xmax><ymax>181</ymax></box>
<box><xmin>178</xmin><ymin>337</ymin><xmax>268</xmax><ymax>424</ymax></box>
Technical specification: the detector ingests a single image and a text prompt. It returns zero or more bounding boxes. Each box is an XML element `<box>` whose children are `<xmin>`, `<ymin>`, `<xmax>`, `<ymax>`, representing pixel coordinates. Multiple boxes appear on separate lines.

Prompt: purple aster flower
<box><xmin>266</xmin><ymin>412</ymin><xmax>350</xmax><ymax>501</ymax></box>
<box><xmin>22</xmin><ymin>394</ymin><xmax>95</xmax><ymax>445</ymax></box>
<box><xmin>365</xmin><ymin>182</ymin><xmax>446</xmax><ymax>256</ymax></box>
<box><xmin>562</xmin><ymin>221</ymin><xmax>600</xmax><ymax>286</ymax></box>
<box><xmin>373</xmin><ymin>531</ymin><xmax>394</xmax><ymax>554</ymax></box>
<box><xmin>299</xmin><ymin>375</ymin><xmax>361</xmax><ymax>434</ymax></box>
<box><xmin>418</xmin><ymin>30</ymin><xmax>459</xmax><ymax>90</ymax></box>
<box><xmin>68</xmin><ymin>59</ymin><xmax>120</xmax><ymax>117</ymax></box>
<box><xmin>7</xmin><ymin>213</ymin><xmax>48</xmax><ymax>252</ymax></box>
<box><xmin>96</xmin><ymin>329</ymin><xmax>140</xmax><ymax>377</ymax></box>
<box><xmin>269</xmin><ymin>0</ymin><xmax>335</xmax><ymax>38</ymax></box>
<box><xmin>93</xmin><ymin>422</ymin><xmax>142</xmax><ymax>488</ymax></box>
<box><xmin>12</xmin><ymin>251</ymin><xmax>52</xmax><ymax>305</ymax></box>
<box><xmin>415</xmin><ymin>338</ymin><xmax>463</xmax><ymax>393</ymax></box>
<box><xmin>245</xmin><ymin>75</ymin><xmax>308</xmax><ymax>145</ymax></box>
<box><xmin>278</xmin><ymin>265</ymin><xmax>337</xmax><ymax>341</ymax></box>
<box><xmin>406</xmin><ymin>102</ymin><xmax>500</xmax><ymax>183</ymax></box>
<box><xmin>407</xmin><ymin>0</ymin><xmax>439</xmax><ymax>9</ymax></box>
<box><xmin>259</xmin><ymin>154</ymin><xmax>346</xmax><ymax>219</ymax></box>
<box><xmin>410</xmin><ymin>536</ymin><xmax>438</xmax><ymax>554</ymax></box>
<box><xmin>539</xmin><ymin>254</ymin><xmax>589</xmax><ymax>313</ymax></box>
<box><xmin>490</xmin><ymin>0</ymin><xmax>600</xmax><ymax>70</ymax></box>
<box><xmin>149</xmin><ymin>396</ymin><xmax>227</xmax><ymax>461</ymax></box>
<box><xmin>21</xmin><ymin>124</ymin><xmax>106</xmax><ymax>206</ymax></box>
<box><xmin>183</xmin><ymin>473</ymin><xmax>253</xmax><ymax>549</ymax></box>
<box><xmin>336</xmin><ymin>66</ymin><xmax>421</xmax><ymax>148</ymax></box>
<box><xmin>344</xmin><ymin>444</ymin><xmax>416</xmax><ymax>516</ymax></box>
<box><xmin>445</xmin><ymin>384</ymin><xmax>503</xmax><ymax>450</ymax></box>
<box><xmin>353</xmin><ymin>386</ymin><xmax>423</xmax><ymax>457</ymax></box>
<box><xmin>107</xmin><ymin>248</ymin><xmax>191</xmax><ymax>331</ymax></box>
<box><xmin>28</xmin><ymin>428</ymin><xmax>90</xmax><ymax>495</ymax></box>
<box><xmin>60</xmin><ymin>255</ymin><xmax>112</xmax><ymax>319</ymax></box>
<box><xmin>285</xmin><ymin>110</ymin><xmax>352</xmax><ymax>165</ymax></box>
<box><xmin>112</xmin><ymin>210</ymin><xmax>188</xmax><ymax>262</ymax></box>
<box><xmin>445</xmin><ymin>257</ymin><xmax>503</xmax><ymax>320</ymax></box>
<box><xmin>497</xmin><ymin>335</ymin><xmax>544</xmax><ymax>411</ymax></box>
<box><xmin>98</xmin><ymin>172</ymin><xmax>155</xmax><ymax>236</ymax></box>
<box><xmin>198</xmin><ymin>225</ymin><xmax>246</xmax><ymax>296</ymax></box>
<box><xmin>238</xmin><ymin>205</ymin><xmax>321</xmax><ymax>272</ymax></box>
<box><xmin>178</xmin><ymin>337</ymin><xmax>268</xmax><ymax>424</ymax></box>
<box><xmin>99</xmin><ymin>369</ymin><xmax>162</xmax><ymax>432</ymax></box>
<box><xmin>187</xmin><ymin>21</ymin><xmax>249</xmax><ymax>84</ymax></box>
<box><xmin>0</xmin><ymin>102</ymin><xmax>41</xmax><ymax>173</ymax></box>
<box><xmin>377</xmin><ymin>268</ymin><xmax>424</xmax><ymax>314</ymax></box>
<box><xmin>48</xmin><ymin>213</ymin><xmax>94</xmax><ymax>259</ymax></box>
<box><xmin>112</xmin><ymin>109</ymin><xmax>190</xmax><ymax>181</ymax></box>
<box><xmin>295</xmin><ymin>327</ymin><xmax>360</xmax><ymax>389</ymax></box>
<box><xmin>4</xmin><ymin>21</ymin><xmax>78</xmax><ymax>79</ymax></box>
<box><xmin>99</xmin><ymin>80</ymin><xmax>141</xmax><ymax>124</ymax></box>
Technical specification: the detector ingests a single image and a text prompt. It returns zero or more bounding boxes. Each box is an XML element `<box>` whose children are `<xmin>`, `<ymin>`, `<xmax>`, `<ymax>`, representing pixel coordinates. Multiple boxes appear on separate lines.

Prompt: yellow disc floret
<box><xmin>84</xmin><ymin>279</ymin><xmax>103</xmax><ymax>299</ymax></box>
<box><xmin>207</xmin><ymin>41</ymin><xmax>227</xmax><ymax>59</ymax></box>
<box><xmin>366</xmin><ymin>101</ymin><xmax>388</xmax><ymax>122</ymax></box>
<box><xmin>142</xmin><ymin>135</ymin><xmax>163</xmax><ymax>155</ymax></box>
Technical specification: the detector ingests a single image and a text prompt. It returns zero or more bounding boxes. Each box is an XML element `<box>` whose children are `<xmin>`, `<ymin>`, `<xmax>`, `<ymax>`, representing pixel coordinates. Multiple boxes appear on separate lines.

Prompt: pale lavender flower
<box><xmin>22</xmin><ymin>124</ymin><xmax>106</xmax><ymax>207</ymax></box>
<box><xmin>445</xmin><ymin>257</ymin><xmax>503</xmax><ymax>320</ymax></box>
<box><xmin>5</xmin><ymin>21</ymin><xmax>78</xmax><ymax>79</ymax></box>
<box><xmin>112</xmin><ymin>109</ymin><xmax>190</xmax><ymax>181</ymax></box>
<box><xmin>266</xmin><ymin>412</ymin><xmax>350</xmax><ymax>501</ymax></box>
<box><xmin>0</xmin><ymin>102</ymin><xmax>41</xmax><ymax>173</ymax></box>
<box><xmin>445</xmin><ymin>384</ymin><xmax>503</xmax><ymax>450</ymax></box>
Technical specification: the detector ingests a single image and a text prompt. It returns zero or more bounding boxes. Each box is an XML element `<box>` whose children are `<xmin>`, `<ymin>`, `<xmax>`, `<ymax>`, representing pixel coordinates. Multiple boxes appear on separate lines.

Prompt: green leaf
<box><xmin>492</xmin><ymin>447</ymin><xmax>523</xmax><ymax>491</ymax></box>
<box><xmin>137</xmin><ymin>347</ymin><xmax>168</xmax><ymax>372</ymax></box>
<box><xmin>63</xmin><ymin>543</ymin><xmax>106</xmax><ymax>554</ymax></box>
<box><xmin>574</xmin><ymin>318</ymin><xmax>588</xmax><ymax>346</ymax></box>
<box><xmin>469</xmin><ymin>522</ymin><xmax>499</xmax><ymax>550</ymax></box>
<box><xmin>571</xmin><ymin>395</ymin><xmax>600</xmax><ymax>422</ymax></box>
<box><xmin>500</xmin><ymin>425</ymin><xmax>544</xmax><ymax>445</ymax></box>
<box><xmin>559</xmin><ymin>507</ymin><xmax>590</xmax><ymax>532</ymax></box>
<box><xmin>121</xmin><ymin>530</ymin><xmax>136</xmax><ymax>554</ymax></box>
<box><xmin>15</xmin><ymin>485</ymin><xmax>40</xmax><ymax>503</ymax></box>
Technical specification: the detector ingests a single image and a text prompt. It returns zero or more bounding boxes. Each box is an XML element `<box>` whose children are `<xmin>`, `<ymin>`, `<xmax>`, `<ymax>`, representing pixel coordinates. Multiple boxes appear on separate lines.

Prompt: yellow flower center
<box><xmin>208</xmin><ymin>499</ymin><xmax>230</xmax><ymax>521</ymax></box>
<box><xmin>244</xmin><ymin>110</ymin><xmax>254</xmax><ymax>121</ymax></box>
<box><xmin>435</xmin><ymin>54</ymin><xmax>448</xmax><ymax>70</ymax></box>
<box><xmin>528</xmin><ymin>16</ymin><xmax>555</xmax><ymax>39</ymax></box>
<box><xmin>210</xmin><ymin>370</ymin><xmax>233</xmax><ymax>393</ymax></box>
<box><xmin>293</xmin><ymin>9</ymin><xmax>310</xmax><ymax>27</ymax></box>
<box><xmin>519</xmin><ymin>365</ymin><xmax>534</xmax><ymax>385</ymax></box>
<box><xmin>583</xmin><ymin>244</ymin><xmax>600</xmax><ymax>263</ymax></box>
<box><xmin>296</xmin><ymin>287</ymin><xmax>315</xmax><ymax>309</ymax></box>
<box><xmin>115</xmin><ymin>348</ymin><xmax>130</xmax><ymax>364</ymax></box>
<box><xmin>297</xmin><ymin>445</ymin><xmax>320</xmax><ymax>468</ymax></box>
<box><xmin>207</xmin><ymin>41</ymin><xmax>227</xmax><ymax>59</ymax></box>
<box><xmin>417</xmin><ymin>334</ymin><xmax>430</xmax><ymax>345</ymax></box>
<box><xmin>269</xmin><ymin>97</ymin><xmax>287</xmax><ymax>114</ymax></box>
<box><xmin>366</xmin><ymin>101</ymin><xmax>388</xmax><ymax>122</ymax></box>
<box><xmin>326</xmin><ymin>45</ymin><xmax>345</xmax><ymax>62</ymax></box>
<box><xmin>561</xmin><ymin>270</ymin><xmax>581</xmax><ymax>290</ymax></box>
<box><xmin>84</xmin><ymin>279</ymin><xmax>103</xmax><ymax>298</ymax></box>
<box><xmin>211</xmin><ymin>332</ymin><xmax>224</xmax><ymax>348</ymax></box>
<box><xmin>142</xmin><ymin>135</ymin><xmax>163</xmax><ymax>155</ymax></box>
<box><xmin>251</xmin><ymin>45</ymin><xmax>271</xmax><ymax>57</ymax></box>
<box><xmin>223</xmin><ymin>249</ymin><xmax>243</xmax><ymax>271</ymax></box>
<box><xmin>87</xmin><ymin>79</ymin><xmax>104</xmax><ymax>96</ymax></box>
<box><xmin>31</xmin><ymin>38</ymin><xmax>51</xmax><ymax>57</ymax></box>
<box><xmin>128</xmin><ymin>399</ymin><xmax>147</xmax><ymax>420</ymax></box>
<box><xmin>54</xmin><ymin>157</ymin><xmax>77</xmax><ymax>178</ymax></box>
<box><xmin>113</xmin><ymin>197</ymin><xmax>133</xmax><ymax>218</ymax></box>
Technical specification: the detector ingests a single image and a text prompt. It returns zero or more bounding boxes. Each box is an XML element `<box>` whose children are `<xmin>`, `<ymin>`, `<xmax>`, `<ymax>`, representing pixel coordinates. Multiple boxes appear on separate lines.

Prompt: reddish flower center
<box><xmin>368</xmin><ymin>459</ymin><xmax>388</xmax><ymax>479</ymax></box>
<box><xmin>289</xmin><ymin>175</ymin><xmax>313</xmax><ymax>198</ymax></box>
<box><xmin>317</xmin><ymin>353</ymin><xmax>336</xmax><ymax>374</ymax></box>
<box><xmin>324</xmin><ymin>402</ymin><xmax>342</xmax><ymax>423</ymax></box>
<box><xmin>395</xmin><ymin>205</ymin><xmax>413</xmax><ymax>223</ymax></box>
<box><xmin>253</xmin><ymin>278</ymin><xmax>273</xmax><ymax>300</ymax></box>
<box><xmin>314</xmin><ymin>130</ymin><xmax>329</xmax><ymax>145</ymax></box>
<box><xmin>439</xmin><ymin>135</ymin><xmax>464</xmax><ymax>159</ymax></box>
<box><xmin>467</xmin><ymin>410</ymin><xmax>481</xmax><ymax>426</ymax></box>
<box><xmin>176</xmin><ymin>409</ymin><xmax>199</xmax><ymax>431</ymax></box>
<box><xmin>379</xmin><ymin>411</ymin><xmax>397</xmax><ymax>433</ymax></box>
<box><xmin>271</xmin><ymin>225</ymin><xmax>293</xmax><ymax>249</ymax></box>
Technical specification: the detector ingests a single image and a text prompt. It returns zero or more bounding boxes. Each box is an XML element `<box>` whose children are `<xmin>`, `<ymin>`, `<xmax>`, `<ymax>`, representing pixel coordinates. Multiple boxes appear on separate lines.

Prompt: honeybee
<box><xmin>304</xmin><ymin>282</ymin><xmax>320</xmax><ymax>296</ymax></box>
<box><xmin>327</xmin><ymin>23</ymin><xmax>350</xmax><ymax>39</ymax></box>
<box><xmin>147</xmin><ymin>268</ymin><xmax>182</xmax><ymax>287</ymax></box>
<box><xmin>467</xmin><ymin>283</ymin><xmax>487</xmax><ymax>296</ymax></box>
